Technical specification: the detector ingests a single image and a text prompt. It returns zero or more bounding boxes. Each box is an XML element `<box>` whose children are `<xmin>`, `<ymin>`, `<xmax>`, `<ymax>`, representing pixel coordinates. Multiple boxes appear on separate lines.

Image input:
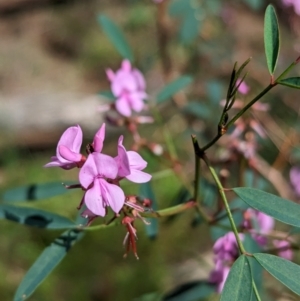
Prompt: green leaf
<box><xmin>14</xmin><ymin>229</ymin><xmax>84</xmax><ymax>301</ymax></box>
<box><xmin>163</xmin><ymin>281</ymin><xmax>215</xmax><ymax>301</ymax></box>
<box><xmin>278</xmin><ymin>77</ymin><xmax>300</xmax><ymax>89</ymax></box>
<box><xmin>182</xmin><ymin>102</ymin><xmax>211</xmax><ymax>120</ymax></box>
<box><xmin>0</xmin><ymin>204</ymin><xmax>76</xmax><ymax>229</ymax></box>
<box><xmin>254</xmin><ymin>253</ymin><xmax>300</xmax><ymax>296</ymax></box>
<box><xmin>157</xmin><ymin>76</ymin><xmax>193</xmax><ymax>104</ymax></box>
<box><xmin>220</xmin><ymin>255</ymin><xmax>253</xmax><ymax>301</ymax></box>
<box><xmin>233</xmin><ymin>187</ymin><xmax>300</xmax><ymax>227</ymax></box>
<box><xmin>97</xmin><ymin>15</ymin><xmax>134</xmax><ymax>62</ymax></box>
<box><xmin>139</xmin><ymin>182</ymin><xmax>158</xmax><ymax>239</ymax></box>
<box><xmin>179</xmin><ymin>12</ymin><xmax>199</xmax><ymax>44</ymax></box>
<box><xmin>264</xmin><ymin>5</ymin><xmax>280</xmax><ymax>75</ymax></box>
<box><xmin>2</xmin><ymin>181</ymin><xmax>74</xmax><ymax>203</ymax></box>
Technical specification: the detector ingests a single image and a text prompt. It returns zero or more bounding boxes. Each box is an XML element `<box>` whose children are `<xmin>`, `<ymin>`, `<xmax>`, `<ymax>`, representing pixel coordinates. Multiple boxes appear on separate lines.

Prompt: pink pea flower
<box><xmin>106</xmin><ymin>60</ymin><xmax>147</xmax><ymax>117</ymax></box>
<box><xmin>243</xmin><ymin>209</ymin><xmax>274</xmax><ymax>246</ymax></box>
<box><xmin>209</xmin><ymin>262</ymin><xmax>230</xmax><ymax>293</ymax></box>
<box><xmin>282</xmin><ymin>0</ymin><xmax>300</xmax><ymax>15</ymax></box>
<box><xmin>213</xmin><ymin>232</ymin><xmax>241</xmax><ymax>262</ymax></box>
<box><xmin>209</xmin><ymin>232</ymin><xmax>243</xmax><ymax>293</ymax></box>
<box><xmin>44</xmin><ymin>125</ymin><xmax>84</xmax><ymax>170</ymax></box>
<box><xmin>273</xmin><ymin>240</ymin><xmax>293</xmax><ymax>261</ymax></box>
<box><xmin>236</xmin><ymin>78</ymin><xmax>250</xmax><ymax>95</ymax></box>
<box><xmin>79</xmin><ymin>152</ymin><xmax>125</xmax><ymax>216</ymax></box>
<box><xmin>115</xmin><ymin>136</ymin><xmax>152</xmax><ymax>183</ymax></box>
<box><xmin>290</xmin><ymin>166</ymin><xmax>300</xmax><ymax>197</ymax></box>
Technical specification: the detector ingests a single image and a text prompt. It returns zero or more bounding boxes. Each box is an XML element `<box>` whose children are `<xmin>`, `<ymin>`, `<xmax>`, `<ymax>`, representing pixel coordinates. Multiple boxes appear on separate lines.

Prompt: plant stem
<box><xmin>252</xmin><ymin>280</ymin><xmax>262</xmax><ymax>301</ymax></box>
<box><xmin>201</xmin><ymin>153</ymin><xmax>246</xmax><ymax>254</ymax></box>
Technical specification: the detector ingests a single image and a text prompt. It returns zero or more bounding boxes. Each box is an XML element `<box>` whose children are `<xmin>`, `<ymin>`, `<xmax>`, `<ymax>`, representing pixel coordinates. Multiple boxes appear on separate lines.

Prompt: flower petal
<box><xmin>59</xmin><ymin>145</ymin><xmax>82</xmax><ymax>162</ymax></box>
<box><xmin>92</xmin><ymin>153</ymin><xmax>118</xmax><ymax>179</ymax></box>
<box><xmin>79</xmin><ymin>154</ymin><xmax>97</xmax><ymax>189</ymax></box>
<box><xmin>129</xmin><ymin>91</ymin><xmax>146</xmax><ymax>112</ymax></box>
<box><xmin>56</xmin><ymin>125</ymin><xmax>83</xmax><ymax>162</ymax></box>
<box><xmin>84</xmin><ymin>179</ymin><xmax>106</xmax><ymax>216</ymax></box>
<box><xmin>115</xmin><ymin>96</ymin><xmax>132</xmax><ymax>117</ymax></box>
<box><xmin>99</xmin><ymin>178</ymin><xmax>125</xmax><ymax>214</ymax></box>
<box><xmin>127</xmin><ymin>151</ymin><xmax>147</xmax><ymax>170</ymax></box>
<box><xmin>116</xmin><ymin>136</ymin><xmax>130</xmax><ymax>177</ymax></box>
<box><xmin>93</xmin><ymin>123</ymin><xmax>106</xmax><ymax>152</ymax></box>
<box><xmin>126</xmin><ymin>169</ymin><xmax>152</xmax><ymax>183</ymax></box>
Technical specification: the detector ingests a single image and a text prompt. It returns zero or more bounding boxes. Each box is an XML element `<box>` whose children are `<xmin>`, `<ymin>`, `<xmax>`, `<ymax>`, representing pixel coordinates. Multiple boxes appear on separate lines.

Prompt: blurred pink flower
<box><xmin>209</xmin><ymin>262</ymin><xmax>230</xmax><ymax>293</ymax></box>
<box><xmin>79</xmin><ymin>152</ymin><xmax>125</xmax><ymax>216</ymax></box>
<box><xmin>106</xmin><ymin>60</ymin><xmax>147</xmax><ymax>117</ymax></box>
<box><xmin>115</xmin><ymin>136</ymin><xmax>152</xmax><ymax>183</ymax></box>
<box><xmin>44</xmin><ymin>125</ymin><xmax>84</xmax><ymax>170</ymax></box>
<box><xmin>236</xmin><ymin>78</ymin><xmax>250</xmax><ymax>95</ymax></box>
<box><xmin>209</xmin><ymin>232</ymin><xmax>243</xmax><ymax>293</ymax></box>
<box><xmin>274</xmin><ymin>240</ymin><xmax>293</xmax><ymax>260</ymax></box>
<box><xmin>243</xmin><ymin>208</ymin><xmax>274</xmax><ymax>246</ymax></box>
<box><xmin>290</xmin><ymin>166</ymin><xmax>300</xmax><ymax>197</ymax></box>
<box><xmin>282</xmin><ymin>0</ymin><xmax>300</xmax><ymax>15</ymax></box>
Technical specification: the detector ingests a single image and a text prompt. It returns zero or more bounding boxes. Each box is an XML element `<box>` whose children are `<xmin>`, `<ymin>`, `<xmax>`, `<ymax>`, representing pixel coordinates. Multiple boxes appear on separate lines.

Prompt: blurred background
<box><xmin>0</xmin><ymin>0</ymin><xmax>300</xmax><ymax>300</ymax></box>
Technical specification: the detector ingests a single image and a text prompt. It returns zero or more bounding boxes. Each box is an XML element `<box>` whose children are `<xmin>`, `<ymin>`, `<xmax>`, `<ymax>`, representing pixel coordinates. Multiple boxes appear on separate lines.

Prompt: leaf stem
<box><xmin>252</xmin><ymin>280</ymin><xmax>262</xmax><ymax>301</ymax></box>
<box><xmin>201</xmin><ymin>152</ymin><xmax>246</xmax><ymax>254</ymax></box>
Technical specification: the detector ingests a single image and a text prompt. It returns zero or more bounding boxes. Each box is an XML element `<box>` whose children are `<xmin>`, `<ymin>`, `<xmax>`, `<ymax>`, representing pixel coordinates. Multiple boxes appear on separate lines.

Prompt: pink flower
<box><xmin>290</xmin><ymin>166</ymin><xmax>300</xmax><ymax>197</ymax></box>
<box><xmin>273</xmin><ymin>240</ymin><xmax>293</xmax><ymax>260</ymax></box>
<box><xmin>44</xmin><ymin>125</ymin><xmax>84</xmax><ymax>170</ymax></box>
<box><xmin>209</xmin><ymin>232</ymin><xmax>243</xmax><ymax>293</ymax></box>
<box><xmin>213</xmin><ymin>232</ymin><xmax>240</xmax><ymax>262</ymax></box>
<box><xmin>79</xmin><ymin>152</ymin><xmax>125</xmax><ymax>216</ymax></box>
<box><xmin>282</xmin><ymin>0</ymin><xmax>300</xmax><ymax>15</ymax></box>
<box><xmin>236</xmin><ymin>78</ymin><xmax>250</xmax><ymax>95</ymax></box>
<box><xmin>106</xmin><ymin>60</ymin><xmax>147</xmax><ymax>117</ymax></box>
<box><xmin>243</xmin><ymin>209</ymin><xmax>274</xmax><ymax>246</ymax></box>
<box><xmin>209</xmin><ymin>262</ymin><xmax>230</xmax><ymax>293</ymax></box>
<box><xmin>115</xmin><ymin>136</ymin><xmax>152</xmax><ymax>183</ymax></box>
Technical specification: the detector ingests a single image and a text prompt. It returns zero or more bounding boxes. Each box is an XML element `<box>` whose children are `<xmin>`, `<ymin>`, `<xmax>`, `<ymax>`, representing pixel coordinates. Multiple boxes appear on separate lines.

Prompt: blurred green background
<box><xmin>1</xmin><ymin>0</ymin><xmax>300</xmax><ymax>300</ymax></box>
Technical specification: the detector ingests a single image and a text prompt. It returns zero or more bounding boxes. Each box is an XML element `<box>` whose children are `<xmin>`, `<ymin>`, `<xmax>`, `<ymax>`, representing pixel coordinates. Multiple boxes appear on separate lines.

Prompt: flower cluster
<box><xmin>210</xmin><ymin>208</ymin><xmax>293</xmax><ymax>293</ymax></box>
<box><xmin>45</xmin><ymin>124</ymin><xmax>151</xmax><ymax>220</ymax></box>
<box><xmin>209</xmin><ymin>232</ymin><xmax>243</xmax><ymax>293</ymax></box>
<box><xmin>106</xmin><ymin>60</ymin><xmax>148</xmax><ymax>117</ymax></box>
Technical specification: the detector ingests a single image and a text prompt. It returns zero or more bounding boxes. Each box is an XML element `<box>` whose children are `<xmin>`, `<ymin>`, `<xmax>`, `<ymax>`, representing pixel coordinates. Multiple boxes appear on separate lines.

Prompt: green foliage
<box><xmin>14</xmin><ymin>230</ymin><xmax>84</xmax><ymax>301</ymax></box>
<box><xmin>156</xmin><ymin>76</ymin><xmax>193</xmax><ymax>104</ymax></box>
<box><xmin>169</xmin><ymin>0</ymin><xmax>201</xmax><ymax>44</ymax></box>
<box><xmin>264</xmin><ymin>5</ymin><xmax>280</xmax><ymax>75</ymax></box>
<box><xmin>220</xmin><ymin>255</ymin><xmax>253</xmax><ymax>301</ymax></box>
<box><xmin>2</xmin><ymin>182</ymin><xmax>74</xmax><ymax>203</ymax></box>
<box><xmin>254</xmin><ymin>253</ymin><xmax>300</xmax><ymax>296</ymax></box>
<box><xmin>98</xmin><ymin>15</ymin><xmax>134</xmax><ymax>62</ymax></box>
<box><xmin>233</xmin><ymin>187</ymin><xmax>300</xmax><ymax>227</ymax></box>
<box><xmin>278</xmin><ymin>77</ymin><xmax>300</xmax><ymax>89</ymax></box>
<box><xmin>0</xmin><ymin>204</ymin><xmax>75</xmax><ymax>229</ymax></box>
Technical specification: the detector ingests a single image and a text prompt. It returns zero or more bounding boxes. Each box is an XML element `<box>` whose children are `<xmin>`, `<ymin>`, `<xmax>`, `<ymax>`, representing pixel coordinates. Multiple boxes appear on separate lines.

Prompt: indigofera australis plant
<box><xmin>2</xmin><ymin>3</ymin><xmax>300</xmax><ymax>301</ymax></box>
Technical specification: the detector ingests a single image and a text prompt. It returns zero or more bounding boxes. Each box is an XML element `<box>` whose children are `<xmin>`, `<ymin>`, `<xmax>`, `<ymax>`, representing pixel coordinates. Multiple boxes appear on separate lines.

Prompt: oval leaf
<box><xmin>14</xmin><ymin>229</ymin><xmax>84</xmax><ymax>301</ymax></box>
<box><xmin>254</xmin><ymin>253</ymin><xmax>300</xmax><ymax>296</ymax></box>
<box><xmin>220</xmin><ymin>255</ymin><xmax>253</xmax><ymax>301</ymax></box>
<box><xmin>97</xmin><ymin>15</ymin><xmax>134</xmax><ymax>62</ymax></box>
<box><xmin>264</xmin><ymin>5</ymin><xmax>280</xmax><ymax>75</ymax></box>
<box><xmin>278</xmin><ymin>77</ymin><xmax>300</xmax><ymax>89</ymax></box>
<box><xmin>139</xmin><ymin>182</ymin><xmax>158</xmax><ymax>239</ymax></box>
<box><xmin>2</xmin><ymin>181</ymin><xmax>74</xmax><ymax>203</ymax></box>
<box><xmin>0</xmin><ymin>204</ymin><xmax>76</xmax><ymax>229</ymax></box>
<box><xmin>157</xmin><ymin>76</ymin><xmax>193</xmax><ymax>104</ymax></box>
<box><xmin>233</xmin><ymin>187</ymin><xmax>300</xmax><ymax>228</ymax></box>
